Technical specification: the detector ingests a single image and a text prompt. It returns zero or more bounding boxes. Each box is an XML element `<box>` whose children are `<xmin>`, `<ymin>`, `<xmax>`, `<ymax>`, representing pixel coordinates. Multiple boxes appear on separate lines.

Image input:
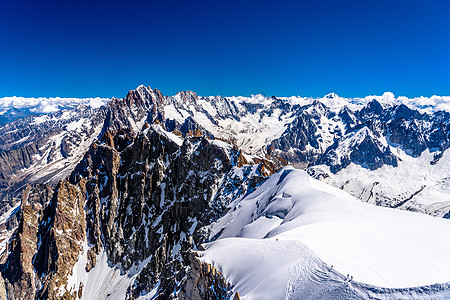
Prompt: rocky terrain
<box><xmin>0</xmin><ymin>85</ymin><xmax>448</xmax><ymax>299</ymax></box>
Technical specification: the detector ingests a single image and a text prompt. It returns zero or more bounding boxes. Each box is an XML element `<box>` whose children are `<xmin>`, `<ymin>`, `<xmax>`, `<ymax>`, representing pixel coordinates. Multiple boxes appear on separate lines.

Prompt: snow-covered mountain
<box><xmin>0</xmin><ymin>84</ymin><xmax>449</xmax><ymax>299</ymax></box>
<box><xmin>161</xmin><ymin>87</ymin><xmax>450</xmax><ymax>217</ymax></box>
<box><xmin>0</xmin><ymin>96</ymin><xmax>109</xmax><ymax>124</ymax></box>
<box><xmin>202</xmin><ymin>167</ymin><xmax>450</xmax><ymax>299</ymax></box>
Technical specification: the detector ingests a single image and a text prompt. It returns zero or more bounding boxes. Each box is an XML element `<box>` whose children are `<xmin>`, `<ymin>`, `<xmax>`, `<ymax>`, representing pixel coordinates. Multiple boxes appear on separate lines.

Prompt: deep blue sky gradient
<box><xmin>1</xmin><ymin>0</ymin><xmax>449</xmax><ymax>98</ymax></box>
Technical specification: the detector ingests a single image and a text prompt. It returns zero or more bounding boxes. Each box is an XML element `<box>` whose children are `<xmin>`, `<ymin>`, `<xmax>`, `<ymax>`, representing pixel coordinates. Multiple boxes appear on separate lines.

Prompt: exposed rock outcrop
<box><xmin>0</xmin><ymin>179</ymin><xmax>86</xmax><ymax>300</ymax></box>
<box><xmin>179</xmin><ymin>252</ymin><xmax>233</xmax><ymax>300</ymax></box>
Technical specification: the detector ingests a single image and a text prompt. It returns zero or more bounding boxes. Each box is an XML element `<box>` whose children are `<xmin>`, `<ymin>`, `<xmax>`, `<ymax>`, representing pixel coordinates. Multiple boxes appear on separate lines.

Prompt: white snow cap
<box><xmin>221</xmin><ymin>92</ymin><xmax>450</xmax><ymax>114</ymax></box>
<box><xmin>361</xmin><ymin>92</ymin><xmax>450</xmax><ymax>114</ymax></box>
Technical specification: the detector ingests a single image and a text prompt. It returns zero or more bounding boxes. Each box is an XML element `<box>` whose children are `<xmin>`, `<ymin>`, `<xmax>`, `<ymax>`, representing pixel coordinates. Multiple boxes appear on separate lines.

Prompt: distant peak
<box><xmin>176</xmin><ymin>90</ymin><xmax>198</xmax><ymax>97</ymax></box>
<box><xmin>324</xmin><ymin>92</ymin><xmax>339</xmax><ymax>99</ymax></box>
<box><xmin>135</xmin><ymin>84</ymin><xmax>152</xmax><ymax>93</ymax></box>
<box><xmin>175</xmin><ymin>90</ymin><xmax>198</xmax><ymax>103</ymax></box>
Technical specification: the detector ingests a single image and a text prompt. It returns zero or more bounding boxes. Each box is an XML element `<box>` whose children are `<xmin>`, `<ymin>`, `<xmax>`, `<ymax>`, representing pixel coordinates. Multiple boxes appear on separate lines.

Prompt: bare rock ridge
<box><xmin>66</xmin><ymin>124</ymin><xmax>266</xmax><ymax>298</ymax></box>
<box><xmin>0</xmin><ymin>119</ymin><xmax>268</xmax><ymax>298</ymax></box>
<box><xmin>179</xmin><ymin>252</ymin><xmax>234</xmax><ymax>300</ymax></box>
<box><xmin>1</xmin><ymin>180</ymin><xmax>86</xmax><ymax>299</ymax></box>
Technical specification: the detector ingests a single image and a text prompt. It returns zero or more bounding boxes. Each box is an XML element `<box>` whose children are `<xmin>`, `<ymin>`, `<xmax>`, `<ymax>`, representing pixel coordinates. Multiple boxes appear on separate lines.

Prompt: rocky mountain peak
<box><xmin>338</xmin><ymin>105</ymin><xmax>357</xmax><ymax>125</ymax></box>
<box><xmin>123</xmin><ymin>85</ymin><xmax>165</xmax><ymax>109</ymax></box>
<box><xmin>360</xmin><ymin>99</ymin><xmax>384</xmax><ymax>118</ymax></box>
<box><xmin>325</xmin><ymin>92</ymin><xmax>338</xmax><ymax>99</ymax></box>
<box><xmin>392</xmin><ymin>103</ymin><xmax>422</xmax><ymax>120</ymax></box>
<box><xmin>174</xmin><ymin>90</ymin><xmax>199</xmax><ymax>105</ymax></box>
<box><xmin>319</xmin><ymin>126</ymin><xmax>397</xmax><ymax>173</ymax></box>
<box><xmin>308</xmin><ymin>99</ymin><xmax>332</xmax><ymax>118</ymax></box>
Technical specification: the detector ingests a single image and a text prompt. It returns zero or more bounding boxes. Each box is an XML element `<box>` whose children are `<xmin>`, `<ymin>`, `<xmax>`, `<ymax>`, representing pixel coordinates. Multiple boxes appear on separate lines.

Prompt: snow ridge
<box><xmin>202</xmin><ymin>167</ymin><xmax>450</xmax><ymax>299</ymax></box>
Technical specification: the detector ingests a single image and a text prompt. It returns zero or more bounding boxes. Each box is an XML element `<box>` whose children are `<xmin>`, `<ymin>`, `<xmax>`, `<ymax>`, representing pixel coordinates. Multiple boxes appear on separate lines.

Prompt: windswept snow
<box><xmin>64</xmin><ymin>239</ymin><xmax>154</xmax><ymax>300</ymax></box>
<box><xmin>202</xmin><ymin>167</ymin><xmax>450</xmax><ymax>299</ymax></box>
<box><xmin>149</xmin><ymin>124</ymin><xmax>183</xmax><ymax>146</ymax></box>
<box><xmin>65</xmin><ymin>243</ymin><xmax>133</xmax><ymax>300</ymax></box>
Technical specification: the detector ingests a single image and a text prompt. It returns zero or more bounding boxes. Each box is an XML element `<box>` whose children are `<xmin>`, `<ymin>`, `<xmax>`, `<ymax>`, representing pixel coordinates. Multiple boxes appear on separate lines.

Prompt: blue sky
<box><xmin>0</xmin><ymin>0</ymin><xmax>449</xmax><ymax>98</ymax></box>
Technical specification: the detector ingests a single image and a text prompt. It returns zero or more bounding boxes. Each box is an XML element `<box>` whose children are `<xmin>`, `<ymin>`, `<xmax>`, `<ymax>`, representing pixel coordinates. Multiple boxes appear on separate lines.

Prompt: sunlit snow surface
<box><xmin>63</xmin><ymin>239</ymin><xmax>151</xmax><ymax>300</ymax></box>
<box><xmin>303</xmin><ymin>139</ymin><xmax>450</xmax><ymax>217</ymax></box>
<box><xmin>202</xmin><ymin>167</ymin><xmax>450</xmax><ymax>299</ymax></box>
<box><xmin>317</xmin><ymin>148</ymin><xmax>450</xmax><ymax>216</ymax></box>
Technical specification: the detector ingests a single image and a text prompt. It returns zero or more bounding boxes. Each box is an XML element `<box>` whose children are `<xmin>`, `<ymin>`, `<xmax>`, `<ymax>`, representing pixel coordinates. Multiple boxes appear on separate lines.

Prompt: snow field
<box><xmin>202</xmin><ymin>167</ymin><xmax>450</xmax><ymax>299</ymax></box>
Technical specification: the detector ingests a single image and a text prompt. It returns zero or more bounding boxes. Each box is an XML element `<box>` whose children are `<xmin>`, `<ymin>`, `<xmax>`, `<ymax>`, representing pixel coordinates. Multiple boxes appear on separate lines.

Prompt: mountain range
<box><xmin>0</xmin><ymin>85</ymin><xmax>449</xmax><ymax>299</ymax></box>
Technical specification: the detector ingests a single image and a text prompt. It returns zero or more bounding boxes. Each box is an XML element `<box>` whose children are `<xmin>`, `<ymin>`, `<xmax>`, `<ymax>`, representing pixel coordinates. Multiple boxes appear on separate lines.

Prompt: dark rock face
<box><xmin>1</xmin><ymin>180</ymin><xmax>86</xmax><ymax>300</ymax></box>
<box><xmin>320</xmin><ymin>127</ymin><xmax>398</xmax><ymax>173</ymax></box>
<box><xmin>266</xmin><ymin>101</ymin><xmax>343</xmax><ymax>167</ymax></box>
<box><xmin>382</xmin><ymin>108</ymin><xmax>450</xmax><ymax>159</ymax></box>
<box><xmin>387</xmin><ymin>119</ymin><xmax>427</xmax><ymax>157</ymax></box>
<box><xmin>179</xmin><ymin>252</ymin><xmax>233</xmax><ymax>300</ymax></box>
<box><xmin>339</xmin><ymin>106</ymin><xmax>357</xmax><ymax>126</ymax></box>
<box><xmin>1</xmin><ymin>185</ymin><xmax>53</xmax><ymax>300</ymax></box>
<box><xmin>269</xmin><ymin>114</ymin><xmax>317</xmax><ymax>160</ymax></box>
<box><xmin>358</xmin><ymin>99</ymin><xmax>383</xmax><ymax>120</ymax></box>
<box><xmin>348</xmin><ymin>135</ymin><xmax>398</xmax><ymax>170</ymax></box>
<box><xmin>267</xmin><ymin>99</ymin><xmax>449</xmax><ymax>171</ymax></box>
<box><xmin>268</xmin><ymin>112</ymin><xmax>324</xmax><ymax>166</ymax></box>
<box><xmin>102</xmin><ymin>86</ymin><xmax>165</xmax><ymax>134</ymax></box>
<box><xmin>65</xmin><ymin>126</ymin><xmax>268</xmax><ymax>299</ymax></box>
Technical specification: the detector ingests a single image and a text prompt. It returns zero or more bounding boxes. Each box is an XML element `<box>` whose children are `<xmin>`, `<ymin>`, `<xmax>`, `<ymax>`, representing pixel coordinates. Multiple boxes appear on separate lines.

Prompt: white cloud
<box><xmin>237</xmin><ymin>92</ymin><xmax>450</xmax><ymax>114</ymax></box>
<box><xmin>1</xmin><ymin>92</ymin><xmax>449</xmax><ymax>118</ymax></box>
<box><xmin>0</xmin><ymin>96</ymin><xmax>110</xmax><ymax>115</ymax></box>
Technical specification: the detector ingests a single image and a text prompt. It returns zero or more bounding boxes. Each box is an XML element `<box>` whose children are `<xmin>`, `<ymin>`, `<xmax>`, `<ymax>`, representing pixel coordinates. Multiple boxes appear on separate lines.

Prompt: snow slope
<box><xmin>310</xmin><ymin>147</ymin><xmax>450</xmax><ymax>217</ymax></box>
<box><xmin>62</xmin><ymin>239</ymin><xmax>150</xmax><ymax>300</ymax></box>
<box><xmin>202</xmin><ymin>167</ymin><xmax>450</xmax><ymax>299</ymax></box>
